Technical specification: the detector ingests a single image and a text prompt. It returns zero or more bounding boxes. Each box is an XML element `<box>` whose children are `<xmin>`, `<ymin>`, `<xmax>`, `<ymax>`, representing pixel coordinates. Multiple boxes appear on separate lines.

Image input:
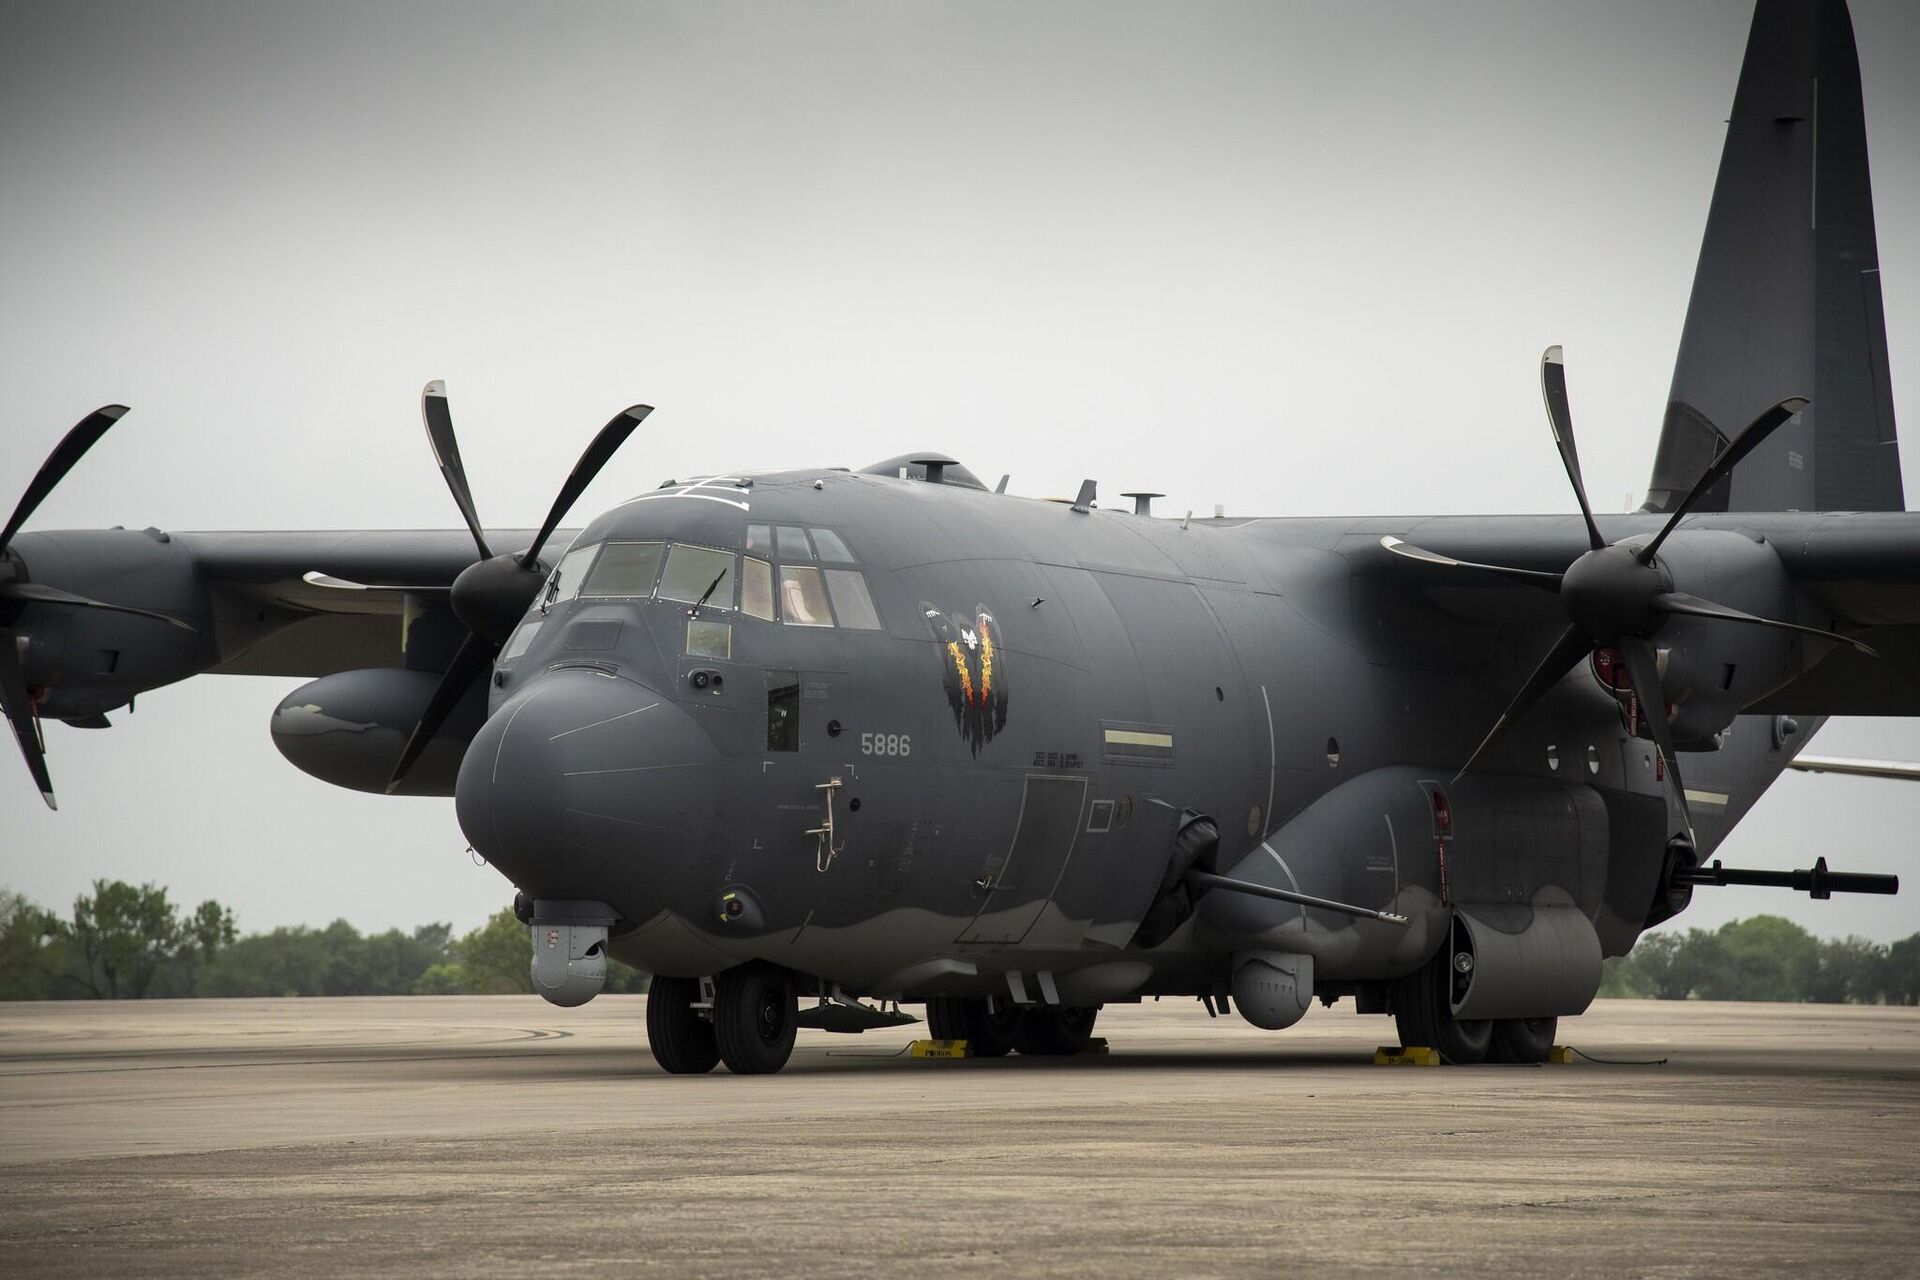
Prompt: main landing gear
<box><xmin>926</xmin><ymin>997</ymin><xmax>1099</xmax><ymax>1057</ymax></box>
<box><xmin>646</xmin><ymin>963</ymin><xmax>799</xmax><ymax>1075</ymax></box>
<box><xmin>1389</xmin><ymin>945</ymin><xmax>1556</xmax><ymax>1065</ymax></box>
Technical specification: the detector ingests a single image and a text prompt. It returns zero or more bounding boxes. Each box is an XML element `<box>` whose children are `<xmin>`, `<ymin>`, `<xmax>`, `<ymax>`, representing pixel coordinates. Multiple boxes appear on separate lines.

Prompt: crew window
<box><xmin>746</xmin><ymin>524</ymin><xmax>773</xmax><ymax>555</ymax></box>
<box><xmin>545</xmin><ymin>542</ymin><xmax>600</xmax><ymax>610</ymax></box>
<box><xmin>500</xmin><ymin>619</ymin><xmax>543</xmax><ymax>661</ymax></box>
<box><xmin>779</xmin><ymin>565</ymin><xmax>834</xmax><ymax>627</ymax></box>
<box><xmin>776</xmin><ymin>525</ymin><xmax>813</xmax><ymax>561</ymax></box>
<box><xmin>824</xmin><ymin>569</ymin><xmax>881</xmax><ymax>629</ymax></box>
<box><xmin>657</xmin><ymin>544</ymin><xmax>736</xmax><ymax>609</ymax></box>
<box><xmin>580</xmin><ymin>541</ymin><xmax>665</xmax><ymax>598</ymax></box>
<box><xmin>687</xmin><ymin>619</ymin><xmax>732</xmax><ymax>659</ymax></box>
<box><xmin>741</xmin><ymin>557</ymin><xmax>775</xmax><ymax>621</ymax></box>
<box><xmin>767</xmin><ymin>670</ymin><xmax>799</xmax><ymax>751</ymax></box>
<box><xmin>809</xmin><ymin>528</ymin><xmax>856</xmax><ymax>563</ymax></box>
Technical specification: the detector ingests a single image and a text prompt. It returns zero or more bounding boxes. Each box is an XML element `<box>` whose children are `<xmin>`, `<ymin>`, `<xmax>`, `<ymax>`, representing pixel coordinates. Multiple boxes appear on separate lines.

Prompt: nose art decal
<box><xmin>920</xmin><ymin>602</ymin><xmax>1009</xmax><ymax>755</ymax></box>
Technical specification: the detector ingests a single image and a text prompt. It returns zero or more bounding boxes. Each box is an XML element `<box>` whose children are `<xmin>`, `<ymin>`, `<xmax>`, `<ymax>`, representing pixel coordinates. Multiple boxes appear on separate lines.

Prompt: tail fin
<box><xmin>1644</xmin><ymin>0</ymin><xmax>1902</xmax><ymax>515</ymax></box>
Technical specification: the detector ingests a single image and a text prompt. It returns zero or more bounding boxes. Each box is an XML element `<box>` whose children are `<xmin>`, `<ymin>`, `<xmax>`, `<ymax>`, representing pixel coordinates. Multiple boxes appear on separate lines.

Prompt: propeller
<box><xmin>1</xmin><ymin>406</ymin><xmax>195</xmax><ymax>809</ymax></box>
<box><xmin>384</xmin><ymin>382</ymin><xmax>651</xmax><ymax>794</ymax></box>
<box><xmin>1383</xmin><ymin>346</ymin><xmax>1871</xmax><ymax>836</ymax></box>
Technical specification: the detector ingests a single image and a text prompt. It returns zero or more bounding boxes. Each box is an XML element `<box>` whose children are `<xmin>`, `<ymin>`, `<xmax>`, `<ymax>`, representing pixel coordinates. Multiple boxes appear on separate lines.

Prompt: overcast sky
<box><xmin>3</xmin><ymin>0</ymin><xmax>1918</xmax><ymax>943</ymax></box>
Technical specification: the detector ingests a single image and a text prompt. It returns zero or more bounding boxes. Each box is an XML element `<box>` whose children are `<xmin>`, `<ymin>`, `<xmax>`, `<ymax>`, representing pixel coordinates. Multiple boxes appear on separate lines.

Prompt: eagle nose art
<box><xmin>455</xmin><ymin>671</ymin><xmax>717</xmax><ymax>892</ymax></box>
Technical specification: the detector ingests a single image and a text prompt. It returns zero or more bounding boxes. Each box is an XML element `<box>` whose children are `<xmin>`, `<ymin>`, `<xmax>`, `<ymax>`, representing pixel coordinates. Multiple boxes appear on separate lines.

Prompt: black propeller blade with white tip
<box><xmin>383</xmin><ymin>385</ymin><xmax>651</xmax><ymax>794</ymax></box>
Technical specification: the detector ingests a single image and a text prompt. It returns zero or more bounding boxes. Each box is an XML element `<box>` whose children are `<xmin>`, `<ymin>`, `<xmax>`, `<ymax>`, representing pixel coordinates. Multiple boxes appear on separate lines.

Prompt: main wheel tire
<box><xmin>925</xmin><ymin>996</ymin><xmax>1023</xmax><ymax>1057</ymax></box>
<box><xmin>1489</xmin><ymin>1016</ymin><xmax>1558</xmax><ymax>1064</ymax></box>
<box><xmin>1013</xmin><ymin>1005</ymin><xmax>1099</xmax><ymax>1056</ymax></box>
<box><xmin>1391</xmin><ymin>947</ymin><xmax>1492</xmax><ymax>1065</ymax></box>
<box><xmin>646</xmin><ymin>975</ymin><xmax>719</xmax><ymax>1075</ymax></box>
<box><xmin>713</xmin><ymin>963</ymin><xmax>798</xmax><ymax>1075</ymax></box>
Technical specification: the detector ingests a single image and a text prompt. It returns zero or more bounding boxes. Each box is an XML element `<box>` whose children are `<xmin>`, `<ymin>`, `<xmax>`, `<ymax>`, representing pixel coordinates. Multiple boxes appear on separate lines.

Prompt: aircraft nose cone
<box><xmin>456</xmin><ymin>671</ymin><xmax>717</xmax><ymax>904</ymax></box>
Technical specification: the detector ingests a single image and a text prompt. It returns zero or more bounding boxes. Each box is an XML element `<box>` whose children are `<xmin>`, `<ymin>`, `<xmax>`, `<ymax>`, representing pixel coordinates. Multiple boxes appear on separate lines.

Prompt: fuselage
<box><xmin>456</xmin><ymin>466</ymin><xmax>1778</xmax><ymax>1000</ymax></box>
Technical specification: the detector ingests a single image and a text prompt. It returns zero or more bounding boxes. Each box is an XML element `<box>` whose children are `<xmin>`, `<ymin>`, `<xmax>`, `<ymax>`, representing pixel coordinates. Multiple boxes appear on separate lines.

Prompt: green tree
<box><xmin>65</xmin><ymin>880</ymin><xmax>183</xmax><ymax>999</ymax></box>
<box><xmin>1882</xmin><ymin>935</ymin><xmax>1920</xmax><ymax>1006</ymax></box>
<box><xmin>1699</xmin><ymin>916</ymin><xmax>1819</xmax><ymax>1002</ymax></box>
<box><xmin>0</xmin><ymin>891</ymin><xmax>66</xmax><ymax>1001</ymax></box>
<box><xmin>457</xmin><ymin>909</ymin><xmax>531</xmax><ymax>994</ymax></box>
<box><xmin>1811</xmin><ymin>936</ymin><xmax>1886</xmax><ymax>1004</ymax></box>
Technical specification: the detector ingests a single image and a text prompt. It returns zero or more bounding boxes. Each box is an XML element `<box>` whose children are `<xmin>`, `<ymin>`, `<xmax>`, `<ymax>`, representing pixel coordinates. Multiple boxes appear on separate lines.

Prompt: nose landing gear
<box><xmin>645</xmin><ymin>964</ymin><xmax>800</xmax><ymax>1075</ymax></box>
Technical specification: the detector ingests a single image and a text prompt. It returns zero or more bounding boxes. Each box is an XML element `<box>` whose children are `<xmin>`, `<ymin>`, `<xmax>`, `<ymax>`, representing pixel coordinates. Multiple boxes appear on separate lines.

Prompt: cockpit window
<box><xmin>775</xmin><ymin>525</ymin><xmax>813</xmax><ymax>562</ymax></box>
<box><xmin>741</xmin><ymin>557</ymin><xmax>775</xmax><ymax>621</ymax></box>
<box><xmin>545</xmin><ymin>542</ymin><xmax>600</xmax><ymax>610</ymax></box>
<box><xmin>823</xmin><ymin>569</ymin><xmax>880</xmax><ymax>629</ymax></box>
<box><xmin>657</xmin><ymin>544</ymin><xmax>736</xmax><ymax>609</ymax></box>
<box><xmin>500</xmin><ymin>619</ymin><xmax>543</xmax><ymax>661</ymax></box>
<box><xmin>778</xmin><ymin>565</ymin><xmax>833</xmax><ymax>627</ymax></box>
<box><xmin>809</xmin><ymin>528</ymin><xmax>856</xmax><ymax>563</ymax></box>
<box><xmin>746</xmin><ymin>524</ymin><xmax>773</xmax><ymax>555</ymax></box>
<box><xmin>580</xmin><ymin>541</ymin><xmax>665</xmax><ymax>598</ymax></box>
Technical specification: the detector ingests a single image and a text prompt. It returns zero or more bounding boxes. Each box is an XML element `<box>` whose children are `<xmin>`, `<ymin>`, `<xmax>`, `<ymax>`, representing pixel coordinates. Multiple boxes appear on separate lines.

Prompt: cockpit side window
<box><xmin>544</xmin><ymin>542</ymin><xmax>600</xmax><ymax>611</ymax></box>
<box><xmin>778</xmin><ymin>565</ymin><xmax>833</xmax><ymax>627</ymax></box>
<box><xmin>657</xmin><ymin>544</ymin><xmax>737</xmax><ymax>609</ymax></box>
<box><xmin>580</xmin><ymin>541</ymin><xmax>665</xmax><ymax>598</ymax></box>
<box><xmin>823</xmin><ymin>569</ymin><xmax>881</xmax><ymax>629</ymax></box>
<box><xmin>767</xmin><ymin>670</ymin><xmax>799</xmax><ymax>751</ymax></box>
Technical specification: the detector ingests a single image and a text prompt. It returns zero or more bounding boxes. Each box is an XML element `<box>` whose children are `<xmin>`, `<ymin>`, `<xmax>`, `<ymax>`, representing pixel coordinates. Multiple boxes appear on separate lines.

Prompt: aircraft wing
<box><xmin>176</xmin><ymin>528</ymin><xmax>568</xmax><ymax>676</ymax></box>
<box><xmin>1786</xmin><ymin>755</ymin><xmax>1920</xmax><ymax>782</ymax></box>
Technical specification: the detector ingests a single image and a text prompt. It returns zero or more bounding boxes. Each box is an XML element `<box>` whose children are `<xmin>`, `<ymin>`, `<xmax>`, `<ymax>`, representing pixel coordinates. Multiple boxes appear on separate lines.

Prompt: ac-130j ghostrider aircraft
<box><xmin>2</xmin><ymin>0</ymin><xmax>1912</xmax><ymax>1072</ymax></box>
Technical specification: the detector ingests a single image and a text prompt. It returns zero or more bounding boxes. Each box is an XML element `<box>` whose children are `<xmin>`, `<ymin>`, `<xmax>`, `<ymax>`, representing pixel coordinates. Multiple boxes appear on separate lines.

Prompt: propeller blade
<box><xmin>1</xmin><ymin>405</ymin><xmax>130</xmax><ymax>553</ymax></box>
<box><xmin>1540</xmin><ymin>347</ymin><xmax>1605</xmax><ymax>552</ymax></box>
<box><xmin>1639</xmin><ymin>396</ymin><xmax>1808</xmax><ymax>564</ymax></box>
<box><xmin>520</xmin><ymin>405</ymin><xmax>653</xmax><ymax>570</ymax></box>
<box><xmin>420</xmin><ymin>381</ymin><xmax>493</xmax><ymax>562</ymax></box>
<box><xmin>1619</xmin><ymin>635</ymin><xmax>1693</xmax><ymax>842</ymax></box>
<box><xmin>2</xmin><ymin>582</ymin><xmax>197</xmax><ymax>633</ymax></box>
<box><xmin>386</xmin><ymin>631</ymin><xmax>495</xmax><ymax>795</ymax></box>
<box><xmin>1378</xmin><ymin>535</ymin><xmax>1565</xmax><ymax>587</ymax></box>
<box><xmin>0</xmin><ymin>633</ymin><xmax>55</xmax><ymax>809</ymax></box>
<box><xmin>1455</xmin><ymin>623</ymin><xmax>1591</xmax><ymax>778</ymax></box>
<box><xmin>1651</xmin><ymin>591</ymin><xmax>1878</xmax><ymax>657</ymax></box>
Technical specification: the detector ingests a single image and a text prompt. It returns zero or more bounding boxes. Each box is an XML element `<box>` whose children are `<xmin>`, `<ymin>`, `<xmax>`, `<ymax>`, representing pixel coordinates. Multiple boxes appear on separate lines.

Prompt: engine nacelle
<box><xmin>271</xmin><ymin>667</ymin><xmax>485</xmax><ymax>796</ymax></box>
<box><xmin>529</xmin><ymin>900</ymin><xmax>616</xmax><ymax>1008</ymax></box>
<box><xmin>1447</xmin><ymin>892</ymin><xmax>1603</xmax><ymax>1020</ymax></box>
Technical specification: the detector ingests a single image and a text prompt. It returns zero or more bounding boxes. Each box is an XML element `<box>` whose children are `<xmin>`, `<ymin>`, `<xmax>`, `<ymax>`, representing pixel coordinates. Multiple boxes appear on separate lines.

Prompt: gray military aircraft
<box><xmin>2</xmin><ymin>0</ymin><xmax>1910</xmax><ymax>1072</ymax></box>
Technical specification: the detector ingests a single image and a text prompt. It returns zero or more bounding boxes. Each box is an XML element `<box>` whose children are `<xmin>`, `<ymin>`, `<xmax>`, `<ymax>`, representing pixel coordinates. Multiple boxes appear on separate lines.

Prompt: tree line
<box><xmin>0</xmin><ymin>882</ymin><xmax>647</xmax><ymax>1001</ymax></box>
<box><xmin>3</xmin><ymin>882</ymin><xmax>1915</xmax><ymax>1004</ymax></box>
<box><xmin>1597</xmin><ymin>913</ymin><xmax>1919</xmax><ymax>1004</ymax></box>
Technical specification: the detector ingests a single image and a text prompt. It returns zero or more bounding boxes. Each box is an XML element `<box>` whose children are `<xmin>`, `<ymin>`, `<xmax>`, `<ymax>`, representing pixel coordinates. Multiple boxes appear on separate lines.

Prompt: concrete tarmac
<box><xmin>1</xmin><ymin>997</ymin><xmax>1916</xmax><ymax>1278</ymax></box>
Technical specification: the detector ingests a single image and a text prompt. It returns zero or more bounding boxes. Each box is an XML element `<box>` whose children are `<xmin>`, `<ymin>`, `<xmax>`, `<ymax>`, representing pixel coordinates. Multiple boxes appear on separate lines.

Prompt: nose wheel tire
<box><xmin>925</xmin><ymin>996</ymin><xmax>1023</xmax><ymax>1058</ymax></box>
<box><xmin>714</xmin><ymin>963</ymin><xmax>798</xmax><ymax>1075</ymax></box>
<box><xmin>1390</xmin><ymin>948</ymin><xmax>1491</xmax><ymax>1065</ymax></box>
<box><xmin>1489</xmin><ymin>1016</ymin><xmax>1558</xmax><ymax>1064</ymax></box>
<box><xmin>646</xmin><ymin>975</ymin><xmax>719</xmax><ymax>1075</ymax></box>
<box><xmin>1013</xmin><ymin>1005</ymin><xmax>1099</xmax><ymax>1056</ymax></box>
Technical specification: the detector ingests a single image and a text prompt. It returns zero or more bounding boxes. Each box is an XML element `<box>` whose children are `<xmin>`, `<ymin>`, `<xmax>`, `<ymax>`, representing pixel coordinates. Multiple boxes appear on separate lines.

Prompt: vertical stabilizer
<box><xmin>1645</xmin><ymin>0</ymin><xmax>1902</xmax><ymax>514</ymax></box>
